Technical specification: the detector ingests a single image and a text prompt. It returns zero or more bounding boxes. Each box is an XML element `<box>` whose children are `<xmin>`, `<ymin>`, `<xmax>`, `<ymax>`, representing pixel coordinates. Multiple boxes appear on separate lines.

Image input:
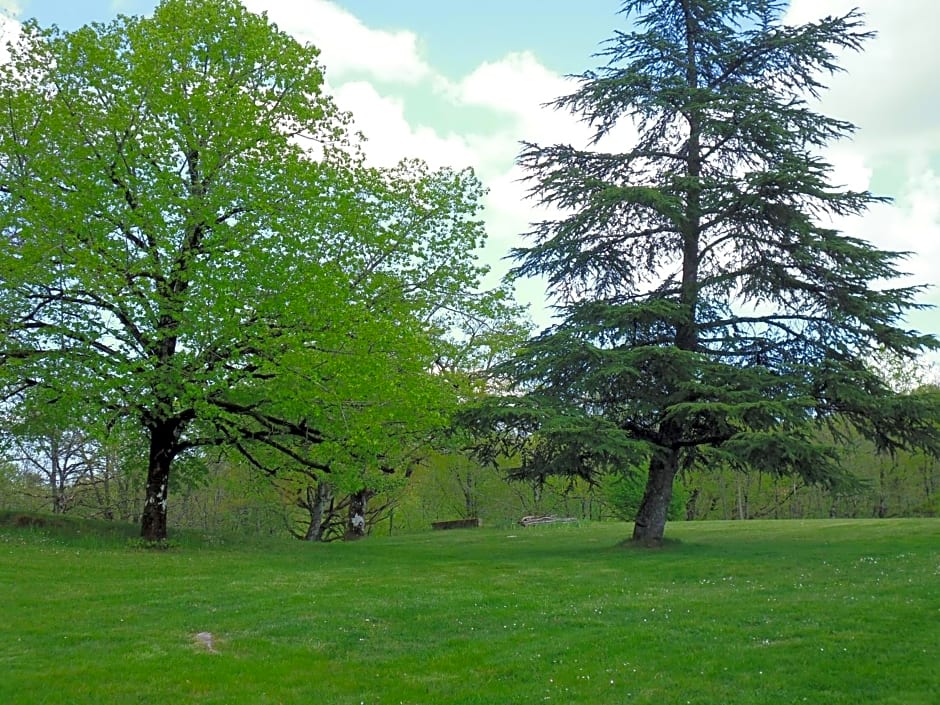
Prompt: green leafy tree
<box><xmin>0</xmin><ymin>0</ymin><xmax>509</xmax><ymax>540</ymax></box>
<box><xmin>467</xmin><ymin>0</ymin><xmax>940</xmax><ymax>543</ymax></box>
<box><xmin>1</xmin><ymin>382</ymin><xmax>149</xmax><ymax>520</ymax></box>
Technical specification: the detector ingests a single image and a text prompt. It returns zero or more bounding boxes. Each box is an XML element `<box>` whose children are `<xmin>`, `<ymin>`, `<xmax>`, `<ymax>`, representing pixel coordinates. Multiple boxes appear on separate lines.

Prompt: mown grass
<box><xmin>1</xmin><ymin>512</ymin><xmax>937</xmax><ymax>704</ymax></box>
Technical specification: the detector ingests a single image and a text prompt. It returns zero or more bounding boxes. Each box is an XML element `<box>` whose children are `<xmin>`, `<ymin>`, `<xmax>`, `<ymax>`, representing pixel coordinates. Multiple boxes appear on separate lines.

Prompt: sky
<box><xmin>2</xmin><ymin>0</ymin><xmax>939</xmax><ymax>353</ymax></box>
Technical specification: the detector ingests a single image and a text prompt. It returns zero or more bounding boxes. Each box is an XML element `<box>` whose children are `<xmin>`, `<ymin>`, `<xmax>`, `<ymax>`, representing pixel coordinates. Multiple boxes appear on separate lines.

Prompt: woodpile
<box><xmin>518</xmin><ymin>515</ymin><xmax>578</xmax><ymax>527</ymax></box>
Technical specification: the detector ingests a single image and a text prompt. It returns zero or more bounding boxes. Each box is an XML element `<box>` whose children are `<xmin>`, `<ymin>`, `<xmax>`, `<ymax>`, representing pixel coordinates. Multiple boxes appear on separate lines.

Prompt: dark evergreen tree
<box><xmin>467</xmin><ymin>0</ymin><xmax>940</xmax><ymax>543</ymax></box>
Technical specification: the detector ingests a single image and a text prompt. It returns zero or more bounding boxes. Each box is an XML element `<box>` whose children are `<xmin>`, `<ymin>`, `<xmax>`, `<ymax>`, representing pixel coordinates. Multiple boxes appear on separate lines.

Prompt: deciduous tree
<box><xmin>0</xmin><ymin>0</ymin><xmax>511</xmax><ymax>540</ymax></box>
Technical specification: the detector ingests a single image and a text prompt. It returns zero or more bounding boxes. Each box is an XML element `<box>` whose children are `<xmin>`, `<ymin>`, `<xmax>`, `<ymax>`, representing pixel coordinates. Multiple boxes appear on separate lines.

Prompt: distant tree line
<box><xmin>2</xmin><ymin>403</ymin><xmax>937</xmax><ymax>537</ymax></box>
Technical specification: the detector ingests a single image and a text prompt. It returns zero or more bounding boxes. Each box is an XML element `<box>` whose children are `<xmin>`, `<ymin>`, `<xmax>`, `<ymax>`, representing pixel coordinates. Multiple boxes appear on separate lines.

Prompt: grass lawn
<box><xmin>1</xmin><ymin>514</ymin><xmax>937</xmax><ymax>704</ymax></box>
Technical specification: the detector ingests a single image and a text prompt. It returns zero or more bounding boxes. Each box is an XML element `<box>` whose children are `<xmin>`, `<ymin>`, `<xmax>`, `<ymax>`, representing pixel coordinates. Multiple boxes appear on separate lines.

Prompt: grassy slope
<box><xmin>1</xmin><ymin>515</ymin><xmax>938</xmax><ymax>704</ymax></box>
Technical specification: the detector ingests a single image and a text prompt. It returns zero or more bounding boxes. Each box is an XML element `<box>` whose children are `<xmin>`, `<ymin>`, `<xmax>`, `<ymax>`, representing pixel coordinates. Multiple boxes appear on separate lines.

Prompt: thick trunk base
<box><xmin>631</xmin><ymin>448</ymin><xmax>679</xmax><ymax>546</ymax></box>
<box><xmin>303</xmin><ymin>481</ymin><xmax>333</xmax><ymax>542</ymax></box>
<box><xmin>139</xmin><ymin>425</ymin><xmax>175</xmax><ymax>542</ymax></box>
<box><xmin>140</xmin><ymin>499</ymin><xmax>167</xmax><ymax>542</ymax></box>
<box><xmin>344</xmin><ymin>489</ymin><xmax>372</xmax><ymax>541</ymax></box>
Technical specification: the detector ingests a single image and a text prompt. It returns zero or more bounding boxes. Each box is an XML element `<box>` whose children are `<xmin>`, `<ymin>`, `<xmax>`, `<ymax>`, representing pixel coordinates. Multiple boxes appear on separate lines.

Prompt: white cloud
<box><xmin>331</xmin><ymin>81</ymin><xmax>476</xmax><ymax>171</ymax></box>
<box><xmin>784</xmin><ymin>0</ymin><xmax>940</xmax><ymax>338</ymax></box>
<box><xmin>786</xmin><ymin>0</ymin><xmax>940</xmax><ymax>156</ymax></box>
<box><xmin>434</xmin><ymin>53</ymin><xmax>580</xmax><ymax>192</ymax></box>
<box><xmin>266</xmin><ymin>10</ymin><xmax>586</xmax><ymax>323</ymax></box>
<box><xmin>824</xmin><ymin>148</ymin><xmax>872</xmax><ymax>193</ymax></box>
<box><xmin>0</xmin><ymin>1</ymin><xmax>20</xmax><ymax>18</ymax></box>
<box><xmin>863</xmin><ymin>170</ymin><xmax>940</xmax><ymax>302</ymax></box>
<box><xmin>324</xmin><ymin>48</ymin><xmax>592</xmax><ymax>183</ymax></box>
<box><xmin>457</xmin><ymin>51</ymin><xmax>568</xmax><ymax>115</ymax></box>
<box><xmin>239</xmin><ymin>2</ymin><xmax>489</xmax><ymax>171</ymax></box>
<box><xmin>452</xmin><ymin>51</ymin><xmax>643</xmax><ymax>156</ymax></box>
<box><xmin>0</xmin><ymin>12</ymin><xmax>20</xmax><ymax>64</ymax></box>
<box><xmin>850</xmin><ymin>171</ymin><xmax>940</xmax><ymax>366</ymax></box>
<box><xmin>331</xmin><ymin>48</ymin><xmax>585</xmax><ymax>324</ymax></box>
<box><xmin>242</xmin><ymin>0</ymin><xmax>432</xmax><ymax>85</ymax></box>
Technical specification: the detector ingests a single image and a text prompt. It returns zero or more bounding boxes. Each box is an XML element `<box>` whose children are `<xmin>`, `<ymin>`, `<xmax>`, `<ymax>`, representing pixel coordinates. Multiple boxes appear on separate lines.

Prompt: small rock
<box><xmin>194</xmin><ymin>631</ymin><xmax>218</xmax><ymax>653</ymax></box>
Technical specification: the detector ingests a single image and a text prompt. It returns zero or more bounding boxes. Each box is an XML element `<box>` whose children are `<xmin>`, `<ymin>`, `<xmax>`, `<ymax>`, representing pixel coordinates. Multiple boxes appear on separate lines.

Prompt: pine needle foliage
<box><xmin>465</xmin><ymin>0</ymin><xmax>940</xmax><ymax>543</ymax></box>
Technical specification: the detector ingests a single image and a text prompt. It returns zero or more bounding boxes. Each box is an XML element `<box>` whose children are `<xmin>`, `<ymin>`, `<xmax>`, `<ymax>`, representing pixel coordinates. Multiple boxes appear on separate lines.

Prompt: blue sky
<box><xmin>3</xmin><ymin>0</ymin><xmax>940</xmax><ymax>356</ymax></box>
<box><xmin>12</xmin><ymin>0</ymin><xmax>616</xmax><ymax>76</ymax></box>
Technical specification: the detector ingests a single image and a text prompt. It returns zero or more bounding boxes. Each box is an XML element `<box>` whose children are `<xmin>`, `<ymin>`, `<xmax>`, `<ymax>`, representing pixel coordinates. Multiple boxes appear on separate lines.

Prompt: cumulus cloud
<box><xmin>457</xmin><ymin>51</ymin><xmax>568</xmax><ymax>116</ymax></box>
<box><xmin>784</xmin><ymin>0</ymin><xmax>940</xmax><ymax>338</ymax></box>
<box><xmin>786</xmin><ymin>0</ymin><xmax>940</xmax><ymax>156</ymax></box>
<box><xmin>452</xmin><ymin>50</ymin><xmax>640</xmax><ymax>159</ymax></box>
<box><xmin>331</xmin><ymin>81</ymin><xmax>477</xmax><ymax>171</ymax></box>
<box><xmin>242</xmin><ymin>0</ymin><xmax>432</xmax><ymax>85</ymax></box>
<box><xmin>842</xmin><ymin>172</ymin><xmax>940</xmax><ymax>363</ymax></box>
<box><xmin>241</xmin><ymin>3</ymin><xmax>579</xmax><ymax>307</ymax></box>
<box><xmin>860</xmin><ymin>170</ymin><xmax>940</xmax><ymax>301</ymax></box>
<box><xmin>451</xmin><ymin>51</ymin><xmax>595</xmax><ymax>165</ymax></box>
<box><xmin>0</xmin><ymin>12</ymin><xmax>20</xmax><ymax>64</ymax></box>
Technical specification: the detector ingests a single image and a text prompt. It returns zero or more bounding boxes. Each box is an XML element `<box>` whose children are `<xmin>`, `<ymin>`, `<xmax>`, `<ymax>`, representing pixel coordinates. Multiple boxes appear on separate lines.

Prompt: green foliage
<box><xmin>0</xmin><ymin>0</ymin><xmax>520</xmax><ymax>539</ymax></box>
<box><xmin>389</xmin><ymin>452</ymin><xmax>611</xmax><ymax>531</ymax></box>
<box><xmin>168</xmin><ymin>458</ymin><xmax>288</xmax><ymax>536</ymax></box>
<box><xmin>603</xmin><ymin>470</ymin><xmax>686</xmax><ymax>522</ymax></box>
<box><xmin>465</xmin><ymin>0</ymin><xmax>940</xmax><ymax>542</ymax></box>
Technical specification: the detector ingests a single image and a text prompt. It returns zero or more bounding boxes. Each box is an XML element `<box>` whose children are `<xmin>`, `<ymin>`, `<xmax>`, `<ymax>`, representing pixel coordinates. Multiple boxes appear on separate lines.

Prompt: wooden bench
<box><xmin>431</xmin><ymin>518</ymin><xmax>482</xmax><ymax>530</ymax></box>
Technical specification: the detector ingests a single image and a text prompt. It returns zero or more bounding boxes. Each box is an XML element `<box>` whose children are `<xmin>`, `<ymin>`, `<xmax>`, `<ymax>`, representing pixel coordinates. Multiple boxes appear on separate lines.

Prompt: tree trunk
<box><xmin>460</xmin><ymin>470</ymin><xmax>476</xmax><ymax>518</ymax></box>
<box><xmin>875</xmin><ymin>464</ymin><xmax>888</xmax><ymax>518</ymax></box>
<box><xmin>52</xmin><ymin>472</ymin><xmax>66</xmax><ymax>514</ymax></box>
<box><xmin>303</xmin><ymin>480</ymin><xmax>333</xmax><ymax>541</ymax></box>
<box><xmin>344</xmin><ymin>488</ymin><xmax>372</xmax><ymax>541</ymax></box>
<box><xmin>735</xmin><ymin>474</ymin><xmax>748</xmax><ymax>520</ymax></box>
<box><xmin>140</xmin><ymin>423</ymin><xmax>176</xmax><ymax>541</ymax></box>
<box><xmin>685</xmin><ymin>487</ymin><xmax>700</xmax><ymax>521</ymax></box>
<box><xmin>50</xmin><ymin>443</ymin><xmax>64</xmax><ymax>514</ymax></box>
<box><xmin>632</xmin><ymin>448</ymin><xmax>679</xmax><ymax>545</ymax></box>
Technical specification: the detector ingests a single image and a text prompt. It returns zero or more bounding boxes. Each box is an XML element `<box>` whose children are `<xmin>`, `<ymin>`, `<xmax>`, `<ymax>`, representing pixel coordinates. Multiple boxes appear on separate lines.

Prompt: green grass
<box><xmin>2</xmin><ymin>514</ymin><xmax>938</xmax><ymax>704</ymax></box>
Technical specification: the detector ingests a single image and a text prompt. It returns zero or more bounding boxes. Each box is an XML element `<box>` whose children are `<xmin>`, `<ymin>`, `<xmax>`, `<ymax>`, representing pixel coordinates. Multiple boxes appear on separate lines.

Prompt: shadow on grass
<box><xmin>616</xmin><ymin>536</ymin><xmax>685</xmax><ymax>551</ymax></box>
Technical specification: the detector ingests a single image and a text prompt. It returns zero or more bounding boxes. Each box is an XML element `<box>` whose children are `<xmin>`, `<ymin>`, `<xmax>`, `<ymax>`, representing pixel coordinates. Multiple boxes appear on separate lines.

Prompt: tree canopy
<box><xmin>462</xmin><ymin>0</ymin><xmax>940</xmax><ymax>543</ymax></box>
<box><xmin>0</xmin><ymin>0</ymin><xmax>518</xmax><ymax>541</ymax></box>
